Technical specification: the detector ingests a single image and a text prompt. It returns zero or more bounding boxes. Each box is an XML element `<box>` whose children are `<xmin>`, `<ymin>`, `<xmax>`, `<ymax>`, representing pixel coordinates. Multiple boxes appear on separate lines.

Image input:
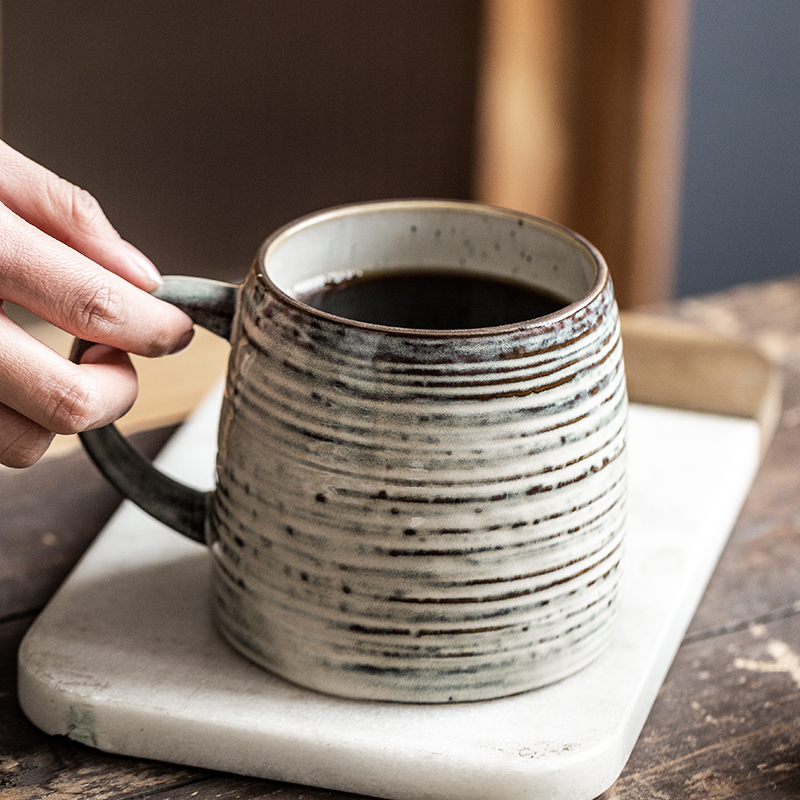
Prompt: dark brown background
<box><xmin>2</xmin><ymin>0</ymin><xmax>483</xmax><ymax>283</ymax></box>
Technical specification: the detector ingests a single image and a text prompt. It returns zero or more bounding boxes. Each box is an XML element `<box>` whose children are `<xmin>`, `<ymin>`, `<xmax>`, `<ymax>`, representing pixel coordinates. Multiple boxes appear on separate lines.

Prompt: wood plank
<box><xmin>601</xmin><ymin>614</ymin><xmax>800</xmax><ymax>798</ymax></box>
<box><xmin>0</xmin><ymin>427</ymin><xmax>174</xmax><ymax>619</ymax></box>
<box><xmin>621</xmin><ymin>311</ymin><xmax>783</xmax><ymax>453</ymax></box>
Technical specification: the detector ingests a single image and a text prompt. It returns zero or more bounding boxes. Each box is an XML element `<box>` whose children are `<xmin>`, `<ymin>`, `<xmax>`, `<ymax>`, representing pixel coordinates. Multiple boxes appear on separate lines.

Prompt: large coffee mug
<box><xmin>74</xmin><ymin>200</ymin><xmax>627</xmax><ymax>703</ymax></box>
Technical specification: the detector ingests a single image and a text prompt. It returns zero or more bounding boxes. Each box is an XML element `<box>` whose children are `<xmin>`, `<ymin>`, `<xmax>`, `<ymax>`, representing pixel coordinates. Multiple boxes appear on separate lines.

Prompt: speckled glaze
<box><xmin>208</xmin><ymin>201</ymin><xmax>627</xmax><ymax>702</ymax></box>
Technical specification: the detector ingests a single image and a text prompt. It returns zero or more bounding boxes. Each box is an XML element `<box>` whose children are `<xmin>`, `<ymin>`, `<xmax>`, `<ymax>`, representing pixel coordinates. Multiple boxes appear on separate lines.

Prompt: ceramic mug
<box><xmin>75</xmin><ymin>199</ymin><xmax>628</xmax><ymax>703</ymax></box>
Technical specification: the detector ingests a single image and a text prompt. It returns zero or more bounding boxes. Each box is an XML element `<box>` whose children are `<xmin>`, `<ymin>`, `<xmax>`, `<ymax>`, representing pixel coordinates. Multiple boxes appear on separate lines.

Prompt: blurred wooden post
<box><xmin>474</xmin><ymin>0</ymin><xmax>691</xmax><ymax>309</ymax></box>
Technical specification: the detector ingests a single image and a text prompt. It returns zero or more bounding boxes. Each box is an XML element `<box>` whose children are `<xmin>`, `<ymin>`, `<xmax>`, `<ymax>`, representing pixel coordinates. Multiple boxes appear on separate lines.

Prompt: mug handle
<box><xmin>69</xmin><ymin>276</ymin><xmax>238</xmax><ymax>544</ymax></box>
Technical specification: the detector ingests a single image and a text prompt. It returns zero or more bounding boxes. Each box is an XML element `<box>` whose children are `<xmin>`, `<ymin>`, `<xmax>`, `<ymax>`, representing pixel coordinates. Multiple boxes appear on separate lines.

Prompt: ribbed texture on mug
<box><xmin>209</xmin><ymin>269</ymin><xmax>627</xmax><ymax>702</ymax></box>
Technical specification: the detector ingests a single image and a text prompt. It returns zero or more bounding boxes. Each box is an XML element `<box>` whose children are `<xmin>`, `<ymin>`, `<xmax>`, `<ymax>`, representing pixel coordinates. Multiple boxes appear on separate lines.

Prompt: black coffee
<box><xmin>296</xmin><ymin>269</ymin><xmax>567</xmax><ymax>330</ymax></box>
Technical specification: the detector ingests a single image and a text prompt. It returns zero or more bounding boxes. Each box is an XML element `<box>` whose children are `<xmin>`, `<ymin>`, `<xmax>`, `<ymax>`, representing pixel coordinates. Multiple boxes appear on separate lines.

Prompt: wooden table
<box><xmin>3</xmin><ymin>277</ymin><xmax>800</xmax><ymax>799</ymax></box>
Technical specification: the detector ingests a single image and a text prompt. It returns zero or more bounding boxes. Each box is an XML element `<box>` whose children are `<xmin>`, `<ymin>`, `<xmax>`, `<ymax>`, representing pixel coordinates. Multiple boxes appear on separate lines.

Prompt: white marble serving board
<box><xmin>18</xmin><ymin>387</ymin><xmax>762</xmax><ymax>800</ymax></box>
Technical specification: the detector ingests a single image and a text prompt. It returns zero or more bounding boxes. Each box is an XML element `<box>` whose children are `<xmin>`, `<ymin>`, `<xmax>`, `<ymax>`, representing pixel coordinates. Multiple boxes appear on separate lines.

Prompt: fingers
<box><xmin>0</xmin><ymin>204</ymin><xmax>193</xmax><ymax>357</ymax></box>
<box><xmin>0</xmin><ymin>314</ymin><xmax>139</xmax><ymax>433</ymax></box>
<box><xmin>0</xmin><ymin>140</ymin><xmax>194</xmax><ymax>357</ymax></box>
<box><xmin>0</xmin><ymin>140</ymin><xmax>161</xmax><ymax>290</ymax></box>
<box><xmin>0</xmin><ymin>404</ymin><xmax>55</xmax><ymax>469</ymax></box>
<box><xmin>0</xmin><ymin>311</ymin><xmax>140</xmax><ymax>468</ymax></box>
<box><xmin>0</xmin><ymin>141</ymin><xmax>198</xmax><ymax>467</ymax></box>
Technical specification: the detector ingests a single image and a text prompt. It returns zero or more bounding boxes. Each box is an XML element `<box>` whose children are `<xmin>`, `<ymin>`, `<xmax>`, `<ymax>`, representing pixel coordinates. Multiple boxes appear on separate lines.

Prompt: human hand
<box><xmin>0</xmin><ymin>140</ymin><xmax>194</xmax><ymax>467</ymax></box>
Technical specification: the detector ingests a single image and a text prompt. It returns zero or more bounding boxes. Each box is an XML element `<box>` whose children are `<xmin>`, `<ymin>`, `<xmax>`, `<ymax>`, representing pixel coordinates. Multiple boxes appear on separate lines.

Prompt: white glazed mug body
<box><xmin>208</xmin><ymin>200</ymin><xmax>628</xmax><ymax>702</ymax></box>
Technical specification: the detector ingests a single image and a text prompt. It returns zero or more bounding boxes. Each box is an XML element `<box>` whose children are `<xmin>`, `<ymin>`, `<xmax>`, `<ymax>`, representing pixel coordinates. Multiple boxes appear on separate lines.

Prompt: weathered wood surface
<box><xmin>3</xmin><ymin>277</ymin><xmax>800</xmax><ymax>799</ymax></box>
<box><xmin>601</xmin><ymin>277</ymin><xmax>800</xmax><ymax>799</ymax></box>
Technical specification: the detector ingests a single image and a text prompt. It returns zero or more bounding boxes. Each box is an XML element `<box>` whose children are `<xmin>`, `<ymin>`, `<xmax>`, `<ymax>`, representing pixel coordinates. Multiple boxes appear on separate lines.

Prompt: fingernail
<box><xmin>168</xmin><ymin>327</ymin><xmax>195</xmax><ymax>355</ymax></box>
<box><xmin>121</xmin><ymin>241</ymin><xmax>163</xmax><ymax>289</ymax></box>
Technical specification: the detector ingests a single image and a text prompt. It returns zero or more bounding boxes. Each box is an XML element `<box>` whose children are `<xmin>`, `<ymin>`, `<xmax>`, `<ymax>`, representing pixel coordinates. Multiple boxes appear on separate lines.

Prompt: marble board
<box><xmin>18</xmin><ymin>386</ymin><xmax>762</xmax><ymax>800</ymax></box>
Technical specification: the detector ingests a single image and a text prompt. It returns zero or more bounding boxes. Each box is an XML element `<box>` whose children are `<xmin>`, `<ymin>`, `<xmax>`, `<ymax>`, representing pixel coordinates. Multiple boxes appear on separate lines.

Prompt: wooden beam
<box><xmin>474</xmin><ymin>0</ymin><xmax>691</xmax><ymax>309</ymax></box>
<box><xmin>474</xmin><ymin>0</ymin><xmax>572</xmax><ymax>223</ymax></box>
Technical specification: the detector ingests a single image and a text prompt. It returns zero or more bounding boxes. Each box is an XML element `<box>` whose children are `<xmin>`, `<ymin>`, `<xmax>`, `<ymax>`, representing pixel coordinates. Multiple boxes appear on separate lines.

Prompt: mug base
<box><xmin>211</xmin><ymin>603</ymin><xmax>619</xmax><ymax>704</ymax></box>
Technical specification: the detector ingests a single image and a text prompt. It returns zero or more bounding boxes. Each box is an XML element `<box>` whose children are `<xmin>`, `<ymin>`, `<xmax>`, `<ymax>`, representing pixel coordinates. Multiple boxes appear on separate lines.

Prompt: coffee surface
<box><xmin>295</xmin><ymin>269</ymin><xmax>567</xmax><ymax>329</ymax></box>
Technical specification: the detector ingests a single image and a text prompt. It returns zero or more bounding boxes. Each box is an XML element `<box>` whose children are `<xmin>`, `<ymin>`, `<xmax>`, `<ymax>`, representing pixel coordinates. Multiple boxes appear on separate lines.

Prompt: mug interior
<box><xmin>262</xmin><ymin>201</ymin><xmax>602</xmax><ymax>329</ymax></box>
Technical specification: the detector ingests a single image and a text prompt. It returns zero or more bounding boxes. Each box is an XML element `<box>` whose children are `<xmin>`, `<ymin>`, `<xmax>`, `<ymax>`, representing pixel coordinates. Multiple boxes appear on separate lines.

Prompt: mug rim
<box><xmin>256</xmin><ymin>199</ymin><xmax>610</xmax><ymax>338</ymax></box>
